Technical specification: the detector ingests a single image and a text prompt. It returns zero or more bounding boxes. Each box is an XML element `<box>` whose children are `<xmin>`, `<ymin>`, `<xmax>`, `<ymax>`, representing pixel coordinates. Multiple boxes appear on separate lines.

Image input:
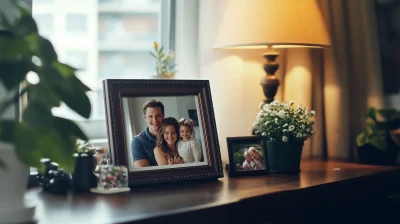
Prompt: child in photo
<box><xmin>248</xmin><ymin>147</ymin><xmax>265</xmax><ymax>170</ymax></box>
<box><xmin>242</xmin><ymin>150</ymin><xmax>256</xmax><ymax>170</ymax></box>
<box><xmin>177</xmin><ymin>118</ymin><xmax>202</xmax><ymax>163</ymax></box>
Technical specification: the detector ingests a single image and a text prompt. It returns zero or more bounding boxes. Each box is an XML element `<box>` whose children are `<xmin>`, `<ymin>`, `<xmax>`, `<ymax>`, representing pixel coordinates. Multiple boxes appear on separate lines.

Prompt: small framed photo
<box><xmin>226</xmin><ymin>136</ymin><xmax>269</xmax><ymax>177</ymax></box>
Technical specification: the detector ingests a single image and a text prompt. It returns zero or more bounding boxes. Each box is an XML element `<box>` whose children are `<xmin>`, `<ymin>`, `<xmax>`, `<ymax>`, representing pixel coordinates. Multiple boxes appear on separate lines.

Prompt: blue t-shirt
<box><xmin>131</xmin><ymin>128</ymin><xmax>158</xmax><ymax>167</ymax></box>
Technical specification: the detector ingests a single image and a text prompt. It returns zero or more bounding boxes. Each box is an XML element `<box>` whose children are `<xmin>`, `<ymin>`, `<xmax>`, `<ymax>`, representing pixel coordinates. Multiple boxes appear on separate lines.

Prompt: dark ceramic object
<box><xmin>72</xmin><ymin>156</ymin><xmax>97</xmax><ymax>193</ymax></box>
<box><xmin>266</xmin><ymin>140</ymin><xmax>304</xmax><ymax>173</ymax></box>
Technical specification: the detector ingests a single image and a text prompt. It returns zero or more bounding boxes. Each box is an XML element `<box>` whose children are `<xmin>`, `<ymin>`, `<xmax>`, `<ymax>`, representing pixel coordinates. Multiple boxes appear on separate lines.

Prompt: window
<box><xmin>32</xmin><ymin>0</ymin><xmax>173</xmax><ymax>139</ymax></box>
<box><xmin>65</xmin><ymin>14</ymin><xmax>87</xmax><ymax>33</ymax></box>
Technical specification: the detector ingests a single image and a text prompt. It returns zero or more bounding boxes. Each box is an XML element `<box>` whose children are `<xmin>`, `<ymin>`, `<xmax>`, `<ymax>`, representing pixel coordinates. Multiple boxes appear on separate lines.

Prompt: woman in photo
<box><xmin>248</xmin><ymin>147</ymin><xmax>265</xmax><ymax>170</ymax></box>
<box><xmin>154</xmin><ymin>117</ymin><xmax>184</xmax><ymax>165</ymax></box>
<box><xmin>242</xmin><ymin>150</ymin><xmax>256</xmax><ymax>170</ymax></box>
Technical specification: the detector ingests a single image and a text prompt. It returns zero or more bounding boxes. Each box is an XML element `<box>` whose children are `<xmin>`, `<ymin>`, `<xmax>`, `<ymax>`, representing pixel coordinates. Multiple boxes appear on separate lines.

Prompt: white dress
<box><xmin>177</xmin><ymin>139</ymin><xmax>202</xmax><ymax>163</ymax></box>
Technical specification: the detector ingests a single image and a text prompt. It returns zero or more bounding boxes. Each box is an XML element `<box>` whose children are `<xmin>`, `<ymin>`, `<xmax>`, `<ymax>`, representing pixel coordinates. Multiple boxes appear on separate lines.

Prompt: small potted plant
<box><xmin>149</xmin><ymin>41</ymin><xmax>176</xmax><ymax>78</ymax></box>
<box><xmin>254</xmin><ymin>100</ymin><xmax>315</xmax><ymax>173</ymax></box>
<box><xmin>72</xmin><ymin>140</ymin><xmax>101</xmax><ymax>192</ymax></box>
<box><xmin>356</xmin><ymin>107</ymin><xmax>400</xmax><ymax>165</ymax></box>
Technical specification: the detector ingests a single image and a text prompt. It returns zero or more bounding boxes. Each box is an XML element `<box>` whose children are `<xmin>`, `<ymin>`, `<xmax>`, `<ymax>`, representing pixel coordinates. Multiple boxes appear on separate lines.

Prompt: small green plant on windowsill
<box><xmin>149</xmin><ymin>41</ymin><xmax>176</xmax><ymax>77</ymax></box>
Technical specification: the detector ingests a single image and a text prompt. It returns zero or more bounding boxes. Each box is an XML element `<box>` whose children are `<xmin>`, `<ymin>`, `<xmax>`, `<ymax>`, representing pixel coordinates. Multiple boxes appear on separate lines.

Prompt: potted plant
<box><xmin>356</xmin><ymin>107</ymin><xmax>400</xmax><ymax>165</ymax></box>
<box><xmin>254</xmin><ymin>100</ymin><xmax>315</xmax><ymax>173</ymax></box>
<box><xmin>72</xmin><ymin>140</ymin><xmax>99</xmax><ymax>192</ymax></box>
<box><xmin>0</xmin><ymin>5</ymin><xmax>91</xmax><ymax>222</ymax></box>
<box><xmin>149</xmin><ymin>41</ymin><xmax>176</xmax><ymax>78</ymax></box>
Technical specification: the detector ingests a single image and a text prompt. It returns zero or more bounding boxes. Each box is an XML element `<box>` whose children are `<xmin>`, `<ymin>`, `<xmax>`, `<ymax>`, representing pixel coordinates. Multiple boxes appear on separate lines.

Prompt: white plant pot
<box><xmin>0</xmin><ymin>142</ymin><xmax>35</xmax><ymax>223</ymax></box>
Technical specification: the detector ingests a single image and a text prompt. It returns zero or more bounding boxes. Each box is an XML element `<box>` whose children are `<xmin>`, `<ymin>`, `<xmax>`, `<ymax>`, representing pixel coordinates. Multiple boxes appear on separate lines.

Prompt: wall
<box><xmin>198</xmin><ymin>0</ymin><xmax>286</xmax><ymax>163</ymax></box>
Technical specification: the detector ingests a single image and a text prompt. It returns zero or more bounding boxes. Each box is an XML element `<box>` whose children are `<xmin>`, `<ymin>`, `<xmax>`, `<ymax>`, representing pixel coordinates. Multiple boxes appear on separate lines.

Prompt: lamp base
<box><xmin>261</xmin><ymin>51</ymin><xmax>280</xmax><ymax>103</ymax></box>
<box><xmin>252</xmin><ymin>50</ymin><xmax>281</xmax><ymax>135</ymax></box>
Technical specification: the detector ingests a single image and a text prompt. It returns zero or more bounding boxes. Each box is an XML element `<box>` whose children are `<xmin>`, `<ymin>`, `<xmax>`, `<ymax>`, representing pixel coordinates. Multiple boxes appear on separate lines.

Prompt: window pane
<box><xmin>32</xmin><ymin>0</ymin><xmax>165</xmax><ymax>125</ymax></box>
<box><xmin>99</xmin><ymin>14</ymin><xmax>158</xmax><ymax>42</ymax></box>
<box><xmin>65</xmin><ymin>51</ymin><xmax>88</xmax><ymax>70</ymax></box>
<box><xmin>66</xmin><ymin>14</ymin><xmax>87</xmax><ymax>33</ymax></box>
<box><xmin>33</xmin><ymin>14</ymin><xmax>53</xmax><ymax>35</ymax></box>
<box><xmin>34</xmin><ymin>0</ymin><xmax>53</xmax><ymax>4</ymax></box>
<box><xmin>99</xmin><ymin>52</ymin><xmax>153</xmax><ymax>78</ymax></box>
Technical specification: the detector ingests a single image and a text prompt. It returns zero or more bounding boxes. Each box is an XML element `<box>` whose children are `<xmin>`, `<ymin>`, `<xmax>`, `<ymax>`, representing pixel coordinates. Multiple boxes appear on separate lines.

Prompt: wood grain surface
<box><xmin>26</xmin><ymin>160</ymin><xmax>400</xmax><ymax>224</ymax></box>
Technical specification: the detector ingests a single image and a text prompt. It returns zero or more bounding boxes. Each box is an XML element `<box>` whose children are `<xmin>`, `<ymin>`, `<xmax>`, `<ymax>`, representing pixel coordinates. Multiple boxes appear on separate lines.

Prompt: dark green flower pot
<box><xmin>266</xmin><ymin>140</ymin><xmax>304</xmax><ymax>173</ymax></box>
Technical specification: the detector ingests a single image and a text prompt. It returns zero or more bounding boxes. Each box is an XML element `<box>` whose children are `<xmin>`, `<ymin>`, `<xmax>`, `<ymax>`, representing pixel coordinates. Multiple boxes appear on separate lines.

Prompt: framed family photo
<box><xmin>227</xmin><ymin>136</ymin><xmax>269</xmax><ymax>177</ymax></box>
<box><xmin>103</xmin><ymin>79</ymin><xmax>223</xmax><ymax>186</ymax></box>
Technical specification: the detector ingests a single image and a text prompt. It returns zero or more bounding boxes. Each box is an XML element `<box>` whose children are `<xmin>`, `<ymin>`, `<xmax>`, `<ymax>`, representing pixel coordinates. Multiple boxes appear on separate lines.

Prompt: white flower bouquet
<box><xmin>254</xmin><ymin>100</ymin><xmax>316</xmax><ymax>143</ymax></box>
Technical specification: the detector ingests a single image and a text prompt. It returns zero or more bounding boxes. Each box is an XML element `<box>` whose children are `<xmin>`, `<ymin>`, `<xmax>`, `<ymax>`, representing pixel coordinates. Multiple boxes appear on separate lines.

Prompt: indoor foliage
<box><xmin>254</xmin><ymin>100</ymin><xmax>315</xmax><ymax>143</ymax></box>
<box><xmin>149</xmin><ymin>41</ymin><xmax>176</xmax><ymax>76</ymax></box>
<box><xmin>0</xmin><ymin>5</ymin><xmax>91</xmax><ymax>171</ymax></box>
<box><xmin>356</xmin><ymin>107</ymin><xmax>399</xmax><ymax>151</ymax></box>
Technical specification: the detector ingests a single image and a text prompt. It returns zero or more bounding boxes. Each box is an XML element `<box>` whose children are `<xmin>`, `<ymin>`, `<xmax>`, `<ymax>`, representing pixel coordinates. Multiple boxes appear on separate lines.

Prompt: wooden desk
<box><xmin>26</xmin><ymin>160</ymin><xmax>400</xmax><ymax>224</ymax></box>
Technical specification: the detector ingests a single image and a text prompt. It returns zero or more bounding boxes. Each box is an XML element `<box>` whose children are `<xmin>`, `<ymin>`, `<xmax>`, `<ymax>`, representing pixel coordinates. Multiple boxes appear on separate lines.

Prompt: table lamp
<box><xmin>214</xmin><ymin>0</ymin><xmax>331</xmax><ymax>103</ymax></box>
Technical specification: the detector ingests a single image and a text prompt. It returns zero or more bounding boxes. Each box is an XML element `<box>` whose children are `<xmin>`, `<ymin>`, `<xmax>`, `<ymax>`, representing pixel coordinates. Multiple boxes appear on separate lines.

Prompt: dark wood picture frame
<box><xmin>103</xmin><ymin>79</ymin><xmax>223</xmax><ymax>186</ymax></box>
<box><xmin>226</xmin><ymin>136</ymin><xmax>269</xmax><ymax>177</ymax></box>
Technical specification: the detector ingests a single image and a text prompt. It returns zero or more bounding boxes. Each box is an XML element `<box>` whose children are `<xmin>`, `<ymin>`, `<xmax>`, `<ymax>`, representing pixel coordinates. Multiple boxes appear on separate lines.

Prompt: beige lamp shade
<box><xmin>214</xmin><ymin>0</ymin><xmax>331</xmax><ymax>49</ymax></box>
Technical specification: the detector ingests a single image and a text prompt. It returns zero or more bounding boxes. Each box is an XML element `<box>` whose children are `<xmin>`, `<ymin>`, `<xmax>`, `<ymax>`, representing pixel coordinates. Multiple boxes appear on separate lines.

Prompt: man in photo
<box><xmin>131</xmin><ymin>100</ymin><xmax>164</xmax><ymax>167</ymax></box>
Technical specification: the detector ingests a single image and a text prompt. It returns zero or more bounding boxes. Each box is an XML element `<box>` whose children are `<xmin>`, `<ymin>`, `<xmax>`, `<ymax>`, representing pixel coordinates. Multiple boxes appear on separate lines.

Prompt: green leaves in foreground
<box><xmin>0</xmin><ymin>117</ymin><xmax>88</xmax><ymax>172</ymax></box>
<box><xmin>356</xmin><ymin>132</ymin><xmax>388</xmax><ymax>151</ymax></box>
<box><xmin>0</xmin><ymin>3</ymin><xmax>92</xmax><ymax>172</ymax></box>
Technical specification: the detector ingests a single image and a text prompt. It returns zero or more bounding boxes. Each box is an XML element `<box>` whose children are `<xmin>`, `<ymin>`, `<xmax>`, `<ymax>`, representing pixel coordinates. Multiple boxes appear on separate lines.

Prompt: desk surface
<box><xmin>26</xmin><ymin>160</ymin><xmax>400</xmax><ymax>224</ymax></box>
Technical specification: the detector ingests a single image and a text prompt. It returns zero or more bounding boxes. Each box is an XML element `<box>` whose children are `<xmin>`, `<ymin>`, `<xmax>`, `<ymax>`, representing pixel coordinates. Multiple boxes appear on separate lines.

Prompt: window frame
<box><xmin>30</xmin><ymin>0</ymin><xmax>177</xmax><ymax>140</ymax></box>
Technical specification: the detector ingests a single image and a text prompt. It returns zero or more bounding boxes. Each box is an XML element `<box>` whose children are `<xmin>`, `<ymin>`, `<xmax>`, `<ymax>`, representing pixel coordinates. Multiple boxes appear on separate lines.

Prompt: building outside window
<box><xmin>32</xmin><ymin>0</ymin><xmax>172</xmax><ymax>139</ymax></box>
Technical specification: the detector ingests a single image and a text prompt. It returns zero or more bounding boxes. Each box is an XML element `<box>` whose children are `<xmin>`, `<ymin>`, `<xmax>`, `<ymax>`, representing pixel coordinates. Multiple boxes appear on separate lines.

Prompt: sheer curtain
<box><xmin>198</xmin><ymin>0</ymin><xmax>384</xmax><ymax>163</ymax></box>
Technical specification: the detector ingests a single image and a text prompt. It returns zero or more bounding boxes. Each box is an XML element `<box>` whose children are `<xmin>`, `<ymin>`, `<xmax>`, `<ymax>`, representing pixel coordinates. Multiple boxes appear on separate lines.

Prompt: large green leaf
<box><xmin>29</xmin><ymin>82</ymin><xmax>61</xmax><ymax>108</ymax></box>
<box><xmin>0</xmin><ymin>60</ymin><xmax>31</xmax><ymax>90</ymax></box>
<box><xmin>25</xmin><ymin>34</ymin><xmax>57</xmax><ymax>64</ymax></box>
<box><xmin>13</xmin><ymin>7</ymin><xmax>38</xmax><ymax>36</ymax></box>
<box><xmin>365</xmin><ymin>107</ymin><xmax>377</xmax><ymax>122</ymax></box>
<box><xmin>0</xmin><ymin>36</ymin><xmax>31</xmax><ymax>59</ymax></box>
<box><xmin>13</xmin><ymin>123</ymin><xmax>42</xmax><ymax>169</ymax></box>
<box><xmin>0</xmin><ymin>120</ymin><xmax>16</xmax><ymax>143</ymax></box>
<box><xmin>53</xmin><ymin>61</ymin><xmax>78</xmax><ymax>78</ymax></box>
<box><xmin>37</xmin><ymin>37</ymin><xmax>57</xmax><ymax>63</ymax></box>
<box><xmin>40</xmin><ymin>67</ymin><xmax>91</xmax><ymax>118</ymax></box>
<box><xmin>54</xmin><ymin>117</ymin><xmax>88</xmax><ymax>141</ymax></box>
<box><xmin>356</xmin><ymin>132</ymin><xmax>368</xmax><ymax>147</ymax></box>
<box><xmin>12</xmin><ymin>123</ymin><xmax>75</xmax><ymax>172</ymax></box>
<box><xmin>55</xmin><ymin>84</ymin><xmax>92</xmax><ymax>119</ymax></box>
<box><xmin>69</xmin><ymin>75</ymin><xmax>91</xmax><ymax>92</ymax></box>
<box><xmin>369</xmin><ymin>135</ymin><xmax>387</xmax><ymax>151</ymax></box>
<box><xmin>22</xmin><ymin>100</ymin><xmax>54</xmax><ymax>131</ymax></box>
<box><xmin>34</xmin><ymin>130</ymin><xmax>75</xmax><ymax>172</ymax></box>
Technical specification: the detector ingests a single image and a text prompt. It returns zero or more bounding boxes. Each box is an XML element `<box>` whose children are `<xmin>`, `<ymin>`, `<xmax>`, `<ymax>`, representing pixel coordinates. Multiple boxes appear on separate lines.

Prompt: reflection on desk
<box><xmin>26</xmin><ymin>160</ymin><xmax>400</xmax><ymax>224</ymax></box>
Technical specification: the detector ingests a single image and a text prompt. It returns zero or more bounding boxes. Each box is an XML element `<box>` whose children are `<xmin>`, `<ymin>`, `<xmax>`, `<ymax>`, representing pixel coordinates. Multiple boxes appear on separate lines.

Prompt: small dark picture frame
<box><xmin>227</xmin><ymin>136</ymin><xmax>269</xmax><ymax>177</ymax></box>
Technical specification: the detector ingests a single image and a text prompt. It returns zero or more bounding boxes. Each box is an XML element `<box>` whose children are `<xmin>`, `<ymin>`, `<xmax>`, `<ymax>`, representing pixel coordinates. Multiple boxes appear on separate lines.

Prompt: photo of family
<box><xmin>121</xmin><ymin>96</ymin><xmax>208</xmax><ymax>171</ymax></box>
<box><xmin>226</xmin><ymin>136</ymin><xmax>269</xmax><ymax>176</ymax></box>
<box><xmin>233</xmin><ymin>145</ymin><xmax>265</xmax><ymax>171</ymax></box>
